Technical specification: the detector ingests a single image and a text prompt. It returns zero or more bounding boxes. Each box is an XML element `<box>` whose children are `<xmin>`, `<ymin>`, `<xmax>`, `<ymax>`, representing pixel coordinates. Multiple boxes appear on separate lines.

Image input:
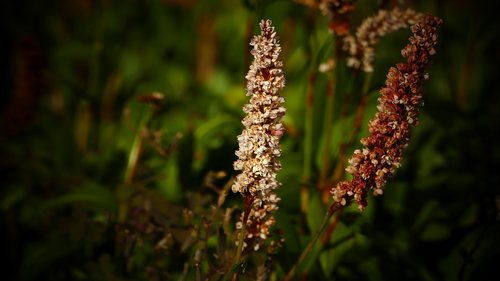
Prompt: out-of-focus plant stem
<box><xmin>284</xmin><ymin>204</ymin><xmax>340</xmax><ymax>281</ymax></box>
<box><xmin>87</xmin><ymin>40</ymin><xmax>101</xmax><ymax>101</ymax></box>
<box><xmin>300</xmin><ymin>71</ymin><xmax>316</xmax><ymax>214</ymax></box>
<box><xmin>318</xmin><ymin>40</ymin><xmax>341</xmax><ymax>191</ymax></box>
<box><xmin>120</xmin><ymin>107</ymin><xmax>150</xmax><ymax>222</ymax></box>
<box><xmin>317</xmin><ymin>55</ymin><xmax>337</xmax><ymax>191</ymax></box>
<box><xmin>330</xmin><ymin>72</ymin><xmax>372</xmax><ymax>185</ymax></box>
<box><xmin>300</xmin><ymin>14</ymin><xmax>319</xmax><ymax>215</ymax></box>
<box><xmin>124</xmin><ymin>129</ymin><xmax>142</xmax><ymax>186</ymax></box>
<box><xmin>321</xmin><ymin>208</ymin><xmax>342</xmax><ymax>245</ymax></box>
<box><xmin>124</xmin><ymin>105</ymin><xmax>152</xmax><ymax>184</ymax></box>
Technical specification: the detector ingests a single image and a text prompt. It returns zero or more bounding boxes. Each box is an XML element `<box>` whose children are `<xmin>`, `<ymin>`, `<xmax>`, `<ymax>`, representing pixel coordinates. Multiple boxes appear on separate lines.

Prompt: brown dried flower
<box><xmin>331</xmin><ymin>14</ymin><xmax>442</xmax><ymax>211</ymax></box>
<box><xmin>343</xmin><ymin>8</ymin><xmax>424</xmax><ymax>72</ymax></box>
<box><xmin>232</xmin><ymin>19</ymin><xmax>286</xmax><ymax>250</ymax></box>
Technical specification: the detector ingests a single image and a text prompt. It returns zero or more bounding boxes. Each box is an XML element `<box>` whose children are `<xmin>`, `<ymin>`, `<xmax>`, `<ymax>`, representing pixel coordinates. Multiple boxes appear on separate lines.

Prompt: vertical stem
<box><xmin>317</xmin><ymin>71</ymin><xmax>336</xmax><ymax>190</ymax></box>
<box><xmin>119</xmin><ymin>106</ymin><xmax>150</xmax><ymax>223</ymax></box>
<box><xmin>300</xmin><ymin>12</ymin><xmax>319</xmax><ymax>215</ymax></box>
<box><xmin>361</xmin><ymin>72</ymin><xmax>372</xmax><ymax>99</ymax></box>
<box><xmin>233</xmin><ymin>212</ymin><xmax>248</xmax><ymax>271</ymax></box>
<box><xmin>318</xmin><ymin>39</ymin><xmax>340</xmax><ymax>192</ymax></box>
<box><xmin>124</xmin><ymin>129</ymin><xmax>143</xmax><ymax>185</ymax></box>
<box><xmin>300</xmin><ymin>72</ymin><xmax>316</xmax><ymax>214</ymax></box>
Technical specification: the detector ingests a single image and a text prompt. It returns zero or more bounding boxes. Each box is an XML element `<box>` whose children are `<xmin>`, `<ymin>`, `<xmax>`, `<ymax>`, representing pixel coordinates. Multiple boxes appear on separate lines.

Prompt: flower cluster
<box><xmin>232</xmin><ymin>20</ymin><xmax>286</xmax><ymax>250</ymax></box>
<box><xmin>343</xmin><ymin>8</ymin><xmax>424</xmax><ymax>72</ymax></box>
<box><xmin>331</xmin><ymin>14</ymin><xmax>442</xmax><ymax>211</ymax></box>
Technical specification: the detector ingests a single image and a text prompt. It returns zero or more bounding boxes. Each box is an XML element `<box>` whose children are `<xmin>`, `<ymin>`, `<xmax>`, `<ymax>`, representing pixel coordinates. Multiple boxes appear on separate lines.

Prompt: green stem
<box><xmin>318</xmin><ymin>39</ymin><xmax>340</xmax><ymax>192</ymax></box>
<box><xmin>318</xmin><ymin>71</ymin><xmax>336</xmax><ymax>190</ymax></box>
<box><xmin>300</xmin><ymin>72</ymin><xmax>316</xmax><ymax>214</ymax></box>
<box><xmin>300</xmin><ymin>14</ymin><xmax>320</xmax><ymax>214</ymax></box>
<box><xmin>361</xmin><ymin>72</ymin><xmax>373</xmax><ymax>97</ymax></box>
<box><xmin>284</xmin><ymin>204</ymin><xmax>340</xmax><ymax>281</ymax></box>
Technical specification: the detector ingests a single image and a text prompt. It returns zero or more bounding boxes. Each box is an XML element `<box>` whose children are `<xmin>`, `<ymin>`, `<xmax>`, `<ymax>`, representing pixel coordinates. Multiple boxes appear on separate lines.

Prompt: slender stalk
<box><xmin>123</xmin><ymin>104</ymin><xmax>152</xmax><ymax>186</ymax></box>
<box><xmin>321</xmin><ymin>208</ymin><xmax>342</xmax><ymax>245</ymax></box>
<box><xmin>350</xmin><ymin>72</ymin><xmax>372</xmax><ymax>144</ymax></box>
<box><xmin>360</xmin><ymin>72</ymin><xmax>372</xmax><ymax>99</ymax></box>
<box><xmin>300</xmin><ymin>72</ymin><xmax>316</xmax><ymax>214</ymax></box>
<box><xmin>284</xmin><ymin>204</ymin><xmax>340</xmax><ymax>281</ymax></box>
<box><xmin>317</xmin><ymin>71</ymin><xmax>336</xmax><ymax>190</ymax></box>
<box><xmin>232</xmin><ymin>215</ymin><xmax>248</xmax><ymax>280</ymax></box>
<box><xmin>300</xmin><ymin>12</ymin><xmax>319</xmax><ymax>215</ymax></box>
<box><xmin>318</xmin><ymin>40</ymin><xmax>340</xmax><ymax>192</ymax></box>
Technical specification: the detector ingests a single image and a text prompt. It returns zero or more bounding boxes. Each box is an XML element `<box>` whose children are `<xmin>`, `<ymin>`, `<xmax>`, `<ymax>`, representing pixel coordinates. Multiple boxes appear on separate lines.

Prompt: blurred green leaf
<box><xmin>41</xmin><ymin>181</ymin><xmax>117</xmax><ymax>212</ymax></box>
<box><xmin>306</xmin><ymin>190</ymin><xmax>326</xmax><ymax>233</ymax></box>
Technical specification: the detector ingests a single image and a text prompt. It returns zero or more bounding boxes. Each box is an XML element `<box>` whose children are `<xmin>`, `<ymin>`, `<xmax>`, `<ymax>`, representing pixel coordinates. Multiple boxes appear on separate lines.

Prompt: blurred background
<box><xmin>1</xmin><ymin>0</ymin><xmax>499</xmax><ymax>280</ymax></box>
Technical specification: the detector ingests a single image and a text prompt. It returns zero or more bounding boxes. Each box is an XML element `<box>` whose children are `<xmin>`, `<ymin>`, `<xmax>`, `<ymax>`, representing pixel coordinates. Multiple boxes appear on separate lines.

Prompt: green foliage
<box><xmin>1</xmin><ymin>0</ymin><xmax>499</xmax><ymax>280</ymax></box>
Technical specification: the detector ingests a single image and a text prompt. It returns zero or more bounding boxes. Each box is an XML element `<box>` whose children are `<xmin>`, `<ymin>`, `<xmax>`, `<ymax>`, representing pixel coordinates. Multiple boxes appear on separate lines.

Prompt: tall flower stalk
<box><xmin>284</xmin><ymin>14</ymin><xmax>442</xmax><ymax>280</ymax></box>
<box><xmin>331</xmin><ymin>14</ymin><xmax>442</xmax><ymax>211</ymax></box>
<box><xmin>232</xmin><ymin>19</ymin><xmax>286</xmax><ymax>253</ymax></box>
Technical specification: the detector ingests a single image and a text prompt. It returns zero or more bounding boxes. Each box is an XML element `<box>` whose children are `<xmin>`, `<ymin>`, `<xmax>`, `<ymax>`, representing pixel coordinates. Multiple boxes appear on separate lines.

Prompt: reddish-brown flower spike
<box><xmin>232</xmin><ymin>19</ymin><xmax>286</xmax><ymax>251</ymax></box>
<box><xmin>343</xmin><ymin>8</ymin><xmax>424</xmax><ymax>72</ymax></box>
<box><xmin>331</xmin><ymin>14</ymin><xmax>442</xmax><ymax>211</ymax></box>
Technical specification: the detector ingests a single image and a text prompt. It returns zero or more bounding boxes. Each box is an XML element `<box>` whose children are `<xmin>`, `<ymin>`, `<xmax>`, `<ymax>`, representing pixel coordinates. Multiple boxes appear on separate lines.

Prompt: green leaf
<box><xmin>306</xmin><ymin>190</ymin><xmax>326</xmax><ymax>233</ymax></box>
<box><xmin>158</xmin><ymin>157</ymin><xmax>182</xmax><ymax>201</ymax></box>
<box><xmin>420</xmin><ymin>222</ymin><xmax>451</xmax><ymax>241</ymax></box>
<box><xmin>1</xmin><ymin>188</ymin><xmax>28</xmax><ymax>210</ymax></box>
<box><xmin>319</xmin><ymin>222</ymin><xmax>355</xmax><ymax>278</ymax></box>
<box><xmin>41</xmin><ymin>181</ymin><xmax>117</xmax><ymax>212</ymax></box>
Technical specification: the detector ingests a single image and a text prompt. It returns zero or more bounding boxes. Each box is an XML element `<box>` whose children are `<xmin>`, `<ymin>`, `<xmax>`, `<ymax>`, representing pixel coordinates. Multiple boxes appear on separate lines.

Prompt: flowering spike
<box><xmin>343</xmin><ymin>8</ymin><xmax>425</xmax><ymax>72</ymax></box>
<box><xmin>331</xmin><ymin>15</ymin><xmax>442</xmax><ymax>211</ymax></box>
<box><xmin>232</xmin><ymin>19</ymin><xmax>285</xmax><ymax>250</ymax></box>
